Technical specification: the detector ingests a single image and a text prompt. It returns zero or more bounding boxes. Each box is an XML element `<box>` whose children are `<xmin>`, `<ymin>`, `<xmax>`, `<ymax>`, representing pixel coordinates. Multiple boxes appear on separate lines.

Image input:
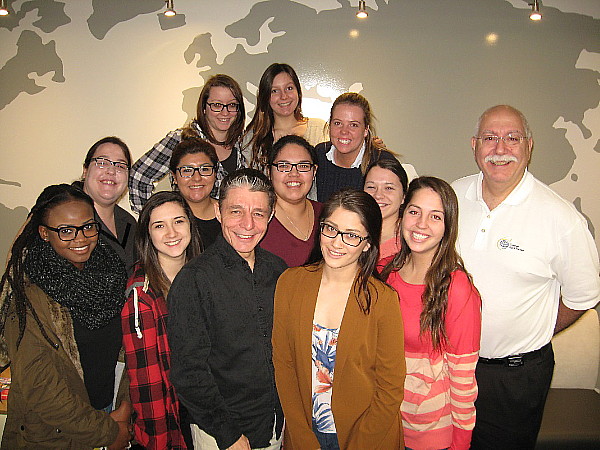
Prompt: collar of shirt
<box><xmin>211</xmin><ymin>234</ymin><xmax>252</xmax><ymax>271</ymax></box>
<box><xmin>470</xmin><ymin>169</ymin><xmax>534</xmax><ymax>207</ymax></box>
<box><xmin>211</xmin><ymin>233</ymin><xmax>277</xmax><ymax>279</ymax></box>
<box><xmin>325</xmin><ymin>141</ymin><xmax>366</xmax><ymax>168</ymax></box>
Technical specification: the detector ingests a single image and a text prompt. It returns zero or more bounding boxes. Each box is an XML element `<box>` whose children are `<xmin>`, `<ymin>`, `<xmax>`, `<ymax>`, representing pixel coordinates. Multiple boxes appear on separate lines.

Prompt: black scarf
<box><xmin>24</xmin><ymin>236</ymin><xmax>127</xmax><ymax>330</ymax></box>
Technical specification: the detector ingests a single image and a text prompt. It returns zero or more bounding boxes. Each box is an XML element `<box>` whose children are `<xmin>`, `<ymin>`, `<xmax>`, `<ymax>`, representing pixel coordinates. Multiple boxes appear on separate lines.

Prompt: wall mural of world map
<box><xmin>0</xmin><ymin>0</ymin><xmax>599</xmax><ymax>261</ymax></box>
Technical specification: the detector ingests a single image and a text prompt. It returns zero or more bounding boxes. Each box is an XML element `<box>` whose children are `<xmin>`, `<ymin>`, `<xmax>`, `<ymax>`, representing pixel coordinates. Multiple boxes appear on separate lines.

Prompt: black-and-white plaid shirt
<box><xmin>128</xmin><ymin>121</ymin><xmax>246</xmax><ymax>213</ymax></box>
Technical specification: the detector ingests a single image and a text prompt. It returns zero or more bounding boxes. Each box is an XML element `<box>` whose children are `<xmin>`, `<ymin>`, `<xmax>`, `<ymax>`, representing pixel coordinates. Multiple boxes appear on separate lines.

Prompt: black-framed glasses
<box><xmin>176</xmin><ymin>165</ymin><xmax>216</xmax><ymax>178</ymax></box>
<box><xmin>43</xmin><ymin>222</ymin><xmax>100</xmax><ymax>241</ymax></box>
<box><xmin>475</xmin><ymin>133</ymin><xmax>527</xmax><ymax>147</ymax></box>
<box><xmin>206</xmin><ymin>102</ymin><xmax>240</xmax><ymax>113</ymax></box>
<box><xmin>320</xmin><ymin>223</ymin><xmax>369</xmax><ymax>247</ymax></box>
<box><xmin>271</xmin><ymin>162</ymin><xmax>314</xmax><ymax>173</ymax></box>
<box><xmin>91</xmin><ymin>157</ymin><xmax>129</xmax><ymax>173</ymax></box>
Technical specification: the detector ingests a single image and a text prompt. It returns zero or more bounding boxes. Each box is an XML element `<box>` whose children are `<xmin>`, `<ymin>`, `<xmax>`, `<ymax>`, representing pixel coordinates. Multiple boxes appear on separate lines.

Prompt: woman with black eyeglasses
<box><xmin>260</xmin><ymin>135</ymin><xmax>322</xmax><ymax>267</ymax></box>
<box><xmin>0</xmin><ymin>184</ymin><xmax>132</xmax><ymax>449</ymax></box>
<box><xmin>129</xmin><ymin>74</ymin><xmax>246</xmax><ymax>214</ymax></box>
<box><xmin>169</xmin><ymin>137</ymin><xmax>221</xmax><ymax>248</ymax></box>
<box><xmin>272</xmin><ymin>189</ymin><xmax>405</xmax><ymax>449</ymax></box>
<box><xmin>76</xmin><ymin>136</ymin><xmax>137</xmax><ymax>275</ymax></box>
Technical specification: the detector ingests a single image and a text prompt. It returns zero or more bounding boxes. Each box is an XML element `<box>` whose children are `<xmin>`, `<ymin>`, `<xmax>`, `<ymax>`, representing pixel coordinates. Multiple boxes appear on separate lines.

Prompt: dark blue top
<box><xmin>315</xmin><ymin>141</ymin><xmax>396</xmax><ymax>202</ymax></box>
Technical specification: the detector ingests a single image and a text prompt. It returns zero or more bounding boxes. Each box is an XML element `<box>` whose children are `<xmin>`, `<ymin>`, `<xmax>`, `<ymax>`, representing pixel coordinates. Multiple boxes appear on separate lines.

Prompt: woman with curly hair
<box><xmin>0</xmin><ymin>184</ymin><xmax>131</xmax><ymax>449</ymax></box>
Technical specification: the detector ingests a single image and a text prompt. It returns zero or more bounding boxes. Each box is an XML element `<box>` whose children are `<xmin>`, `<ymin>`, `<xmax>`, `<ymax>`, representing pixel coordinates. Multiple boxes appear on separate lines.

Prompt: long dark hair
<box><xmin>135</xmin><ymin>191</ymin><xmax>202</xmax><ymax>299</ymax></box>
<box><xmin>245</xmin><ymin>63</ymin><xmax>304</xmax><ymax>171</ymax></box>
<box><xmin>0</xmin><ymin>184</ymin><xmax>94</xmax><ymax>350</ymax></box>
<box><xmin>307</xmin><ymin>188</ymin><xmax>382</xmax><ymax>315</ymax></box>
<box><xmin>183</xmin><ymin>74</ymin><xmax>245</xmax><ymax>148</ymax></box>
<box><xmin>380</xmin><ymin>177</ymin><xmax>471</xmax><ymax>350</ymax></box>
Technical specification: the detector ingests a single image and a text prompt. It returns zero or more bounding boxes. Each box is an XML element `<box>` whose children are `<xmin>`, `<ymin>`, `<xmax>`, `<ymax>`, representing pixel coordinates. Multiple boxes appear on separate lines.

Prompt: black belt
<box><xmin>478</xmin><ymin>342</ymin><xmax>551</xmax><ymax>367</ymax></box>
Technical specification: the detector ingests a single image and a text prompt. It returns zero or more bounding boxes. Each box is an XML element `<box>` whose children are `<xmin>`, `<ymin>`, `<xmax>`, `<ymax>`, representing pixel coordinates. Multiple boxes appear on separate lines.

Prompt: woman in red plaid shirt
<box><xmin>122</xmin><ymin>192</ymin><xmax>202</xmax><ymax>449</ymax></box>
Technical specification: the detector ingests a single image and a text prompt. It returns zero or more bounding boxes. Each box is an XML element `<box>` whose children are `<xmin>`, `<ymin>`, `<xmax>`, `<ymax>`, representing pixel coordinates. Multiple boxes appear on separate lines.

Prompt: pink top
<box><xmin>387</xmin><ymin>270</ymin><xmax>481</xmax><ymax>450</ymax></box>
<box><xmin>379</xmin><ymin>235</ymin><xmax>401</xmax><ymax>261</ymax></box>
<box><xmin>260</xmin><ymin>200</ymin><xmax>323</xmax><ymax>267</ymax></box>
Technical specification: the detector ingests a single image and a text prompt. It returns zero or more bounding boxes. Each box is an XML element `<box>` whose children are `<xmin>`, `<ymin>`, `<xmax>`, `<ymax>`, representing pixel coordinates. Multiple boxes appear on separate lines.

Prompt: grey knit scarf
<box><xmin>24</xmin><ymin>236</ymin><xmax>127</xmax><ymax>329</ymax></box>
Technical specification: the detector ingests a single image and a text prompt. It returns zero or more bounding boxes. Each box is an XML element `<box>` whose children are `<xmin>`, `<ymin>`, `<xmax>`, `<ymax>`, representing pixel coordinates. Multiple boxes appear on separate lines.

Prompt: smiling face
<box><xmin>215</xmin><ymin>186</ymin><xmax>272</xmax><ymax>266</ymax></box>
<box><xmin>83</xmin><ymin>142</ymin><xmax>128</xmax><ymax>207</ymax></box>
<box><xmin>472</xmin><ymin>106</ymin><xmax>533</xmax><ymax>195</ymax></box>
<box><xmin>270</xmin><ymin>143</ymin><xmax>316</xmax><ymax>204</ymax></box>
<box><xmin>364</xmin><ymin>166</ymin><xmax>405</xmax><ymax>223</ymax></box>
<box><xmin>173</xmin><ymin>152</ymin><xmax>216</xmax><ymax>207</ymax></box>
<box><xmin>204</xmin><ymin>85</ymin><xmax>239</xmax><ymax>137</ymax></box>
<box><xmin>320</xmin><ymin>206</ymin><xmax>371</xmax><ymax>273</ymax></box>
<box><xmin>329</xmin><ymin>103</ymin><xmax>369</xmax><ymax>165</ymax></box>
<box><xmin>401</xmin><ymin>187</ymin><xmax>445</xmax><ymax>262</ymax></box>
<box><xmin>269</xmin><ymin>72</ymin><xmax>299</xmax><ymax>119</ymax></box>
<box><xmin>149</xmin><ymin>201</ymin><xmax>192</xmax><ymax>265</ymax></box>
<box><xmin>39</xmin><ymin>200</ymin><xmax>98</xmax><ymax>270</ymax></box>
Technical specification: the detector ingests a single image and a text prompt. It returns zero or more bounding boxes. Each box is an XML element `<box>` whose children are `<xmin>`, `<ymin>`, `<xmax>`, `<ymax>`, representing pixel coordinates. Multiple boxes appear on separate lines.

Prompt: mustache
<box><xmin>484</xmin><ymin>155</ymin><xmax>518</xmax><ymax>164</ymax></box>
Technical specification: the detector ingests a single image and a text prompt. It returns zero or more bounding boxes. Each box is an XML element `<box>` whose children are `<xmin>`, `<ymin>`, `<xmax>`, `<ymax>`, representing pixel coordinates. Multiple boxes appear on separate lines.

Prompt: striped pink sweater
<box><xmin>388</xmin><ymin>270</ymin><xmax>481</xmax><ymax>450</ymax></box>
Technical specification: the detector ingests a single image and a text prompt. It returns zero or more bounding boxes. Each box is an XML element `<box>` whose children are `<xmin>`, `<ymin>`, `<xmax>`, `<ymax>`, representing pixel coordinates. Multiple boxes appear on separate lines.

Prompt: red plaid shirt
<box><xmin>122</xmin><ymin>265</ymin><xmax>187</xmax><ymax>449</ymax></box>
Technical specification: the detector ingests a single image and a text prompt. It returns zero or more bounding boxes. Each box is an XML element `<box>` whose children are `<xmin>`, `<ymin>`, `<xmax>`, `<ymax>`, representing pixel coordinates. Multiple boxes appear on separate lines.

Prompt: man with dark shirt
<box><xmin>168</xmin><ymin>169</ymin><xmax>287</xmax><ymax>450</ymax></box>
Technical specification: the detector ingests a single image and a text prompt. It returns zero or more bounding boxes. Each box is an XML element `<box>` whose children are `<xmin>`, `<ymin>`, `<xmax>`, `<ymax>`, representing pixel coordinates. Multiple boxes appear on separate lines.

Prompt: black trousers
<box><xmin>470</xmin><ymin>343</ymin><xmax>554</xmax><ymax>450</ymax></box>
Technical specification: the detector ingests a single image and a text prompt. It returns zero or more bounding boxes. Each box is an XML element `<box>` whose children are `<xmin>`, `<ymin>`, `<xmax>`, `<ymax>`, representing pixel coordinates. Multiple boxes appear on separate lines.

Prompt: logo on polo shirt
<box><xmin>497</xmin><ymin>238</ymin><xmax>524</xmax><ymax>252</ymax></box>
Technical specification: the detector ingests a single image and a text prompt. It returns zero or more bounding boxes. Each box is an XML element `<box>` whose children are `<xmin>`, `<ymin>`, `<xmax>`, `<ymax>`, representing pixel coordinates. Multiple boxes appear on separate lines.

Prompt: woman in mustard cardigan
<box><xmin>272</xmin><ymin>189</ymin><xmax>405</xmax><ymax>450</ymax></box>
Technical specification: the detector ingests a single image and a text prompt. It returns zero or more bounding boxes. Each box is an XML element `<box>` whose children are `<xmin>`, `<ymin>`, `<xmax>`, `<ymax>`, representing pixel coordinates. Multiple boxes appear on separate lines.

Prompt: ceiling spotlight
<box><xmin>529</xmin><ymin>0</ymin><xmax>542</xmax><ymax>21</ymax></box>
<box><xmin>0</xmin><ymin>0</ymin><xmax>10</xmax><ymax>16</ymax></box>
<box><xmin>356</xmin><ymin>0</ymin><xmax>368</xmax><ymax>19</ymax></box>
<box><xmin>164</xmin><ymin>0</ymin><xmax>176</xmax><ymax>17</ymax></box>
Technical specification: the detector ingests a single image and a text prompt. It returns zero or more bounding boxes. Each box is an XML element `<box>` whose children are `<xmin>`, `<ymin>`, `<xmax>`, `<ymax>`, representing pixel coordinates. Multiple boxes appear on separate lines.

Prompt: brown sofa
<box><xmin>536</xmin><ymin>309</ymin><xmax>600</xmax><ymax>449</ymax></box>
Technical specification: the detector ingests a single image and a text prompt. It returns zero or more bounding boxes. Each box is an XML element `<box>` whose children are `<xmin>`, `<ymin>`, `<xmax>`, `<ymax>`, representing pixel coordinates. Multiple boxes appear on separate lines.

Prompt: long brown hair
<box><xmin>328</xmin><ymin>92</ymin><xmax>396</xmax><ymax>175</ymax></box>
<box><xmin>380</xmin><ymin>177</ymin><xmax>472</xmax><ymax>350</ymax></box>
<box><xmin>306</xmin><ymin>189</ymin><xmax>382</xmax><ymax>315</ymax></box>
<box><xmin>244</xmin><ymin>63</ymin><xmax>304</xmax><ymax>171</ymax></box>
<box><xmin>184</xmin><ymin>74</ymin><xmax>245</xmax><ymax>148</ymax></box>
<box><xmin>135</xmin><ymin>192</ymin><xmax>202</xmax><ymax>299</ymax></box>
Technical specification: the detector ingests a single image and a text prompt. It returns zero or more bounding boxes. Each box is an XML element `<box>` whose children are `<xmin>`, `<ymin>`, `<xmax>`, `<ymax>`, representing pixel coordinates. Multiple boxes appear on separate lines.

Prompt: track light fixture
<box><xmin>0</xmin><ymin>0</ymin><xmax>10</xmax><ymax>16</ymax></box>
<box><xmin>529</xmin><ymin>0</ymin><xmax>542</xmax><ymax>21</ymax></box>
<box><xmin>356</xmin><ymin>0</ymin><xmax>368</xmax><ymax>19</ymax></box>
<box><xmin>164</xmin><ymin>0</ymin><xmax>176</xmax><ymax>17</ymax></box>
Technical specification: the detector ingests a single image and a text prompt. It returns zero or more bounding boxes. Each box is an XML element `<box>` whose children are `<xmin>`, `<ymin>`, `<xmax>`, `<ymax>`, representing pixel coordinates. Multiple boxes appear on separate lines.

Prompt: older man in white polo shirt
<box><xmin>452</xmin><ymin>104</ymin><xmax>599</xmax><ymax>449</ymax></box>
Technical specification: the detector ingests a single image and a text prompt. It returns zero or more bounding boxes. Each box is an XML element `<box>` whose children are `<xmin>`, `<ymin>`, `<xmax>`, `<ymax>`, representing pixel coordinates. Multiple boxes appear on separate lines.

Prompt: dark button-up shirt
<box><xmin>167</xmin><ymin>235</ymin><xmax>287</xmax><ymax>449</ymax></box>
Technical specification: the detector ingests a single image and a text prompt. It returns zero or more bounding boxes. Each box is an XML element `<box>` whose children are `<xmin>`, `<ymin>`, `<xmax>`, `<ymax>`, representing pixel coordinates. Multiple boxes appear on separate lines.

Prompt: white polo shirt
<box><xmin>452</xmin><ymin>170</ymin><xmax>600</xmax><ymax>358</ymax></box>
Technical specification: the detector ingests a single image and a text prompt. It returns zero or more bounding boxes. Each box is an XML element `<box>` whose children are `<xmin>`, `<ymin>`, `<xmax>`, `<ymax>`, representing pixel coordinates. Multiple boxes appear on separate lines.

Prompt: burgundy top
<box><xmin>260</xmin><ymin>200</ymin><xmax>323</xmax><ymax>267</ymax></box>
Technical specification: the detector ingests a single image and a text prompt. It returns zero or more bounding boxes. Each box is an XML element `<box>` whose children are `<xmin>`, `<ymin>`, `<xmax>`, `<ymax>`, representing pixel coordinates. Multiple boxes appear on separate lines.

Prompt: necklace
<box><xmin>278</xmin><ymin>200</ymin><xmax>313</xmax><ymax>241</ymax></box>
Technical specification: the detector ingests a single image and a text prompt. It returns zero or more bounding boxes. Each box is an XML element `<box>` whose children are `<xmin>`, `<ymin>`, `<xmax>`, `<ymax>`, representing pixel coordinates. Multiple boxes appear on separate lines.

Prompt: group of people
<box><xmin>0</xmin><ymin>60</ymin><xmax>598</xmax><ymax>450</ymax></box>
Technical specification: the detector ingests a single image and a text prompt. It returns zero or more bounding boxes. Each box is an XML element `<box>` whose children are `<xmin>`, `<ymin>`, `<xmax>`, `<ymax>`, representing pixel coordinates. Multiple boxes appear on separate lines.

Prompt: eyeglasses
<box><xmin>91</xmin><ymin>157</ymin><xmax>129</xmax><ymax>173</ymax></box>
<box><xmin>320</xmin><ymin>223</ymin><xmax>369</xmax><ymax>247</ymax></box>
<box><xmin>475</xmin><ymin>133</ymin><xmax>528</xmax><ymax>147</ymax></box>
<box><xmin>206</xmin><ymin>102</ymin><xmax>240</xmax><ymax>113</ymax></box>
<box><xmin>176</xmin><ymin>165</ymin><xmax>216</xmax><ymax>178</ymax></box>
<box><xmin>43</xmin><ymin>222</ymin><xmax>100</xmax><ymax>241</ymax></box>
<box><xmin>271</xmin><ymin>162</ymin><xmax>314</xmax><ymax>173</ymax></box>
